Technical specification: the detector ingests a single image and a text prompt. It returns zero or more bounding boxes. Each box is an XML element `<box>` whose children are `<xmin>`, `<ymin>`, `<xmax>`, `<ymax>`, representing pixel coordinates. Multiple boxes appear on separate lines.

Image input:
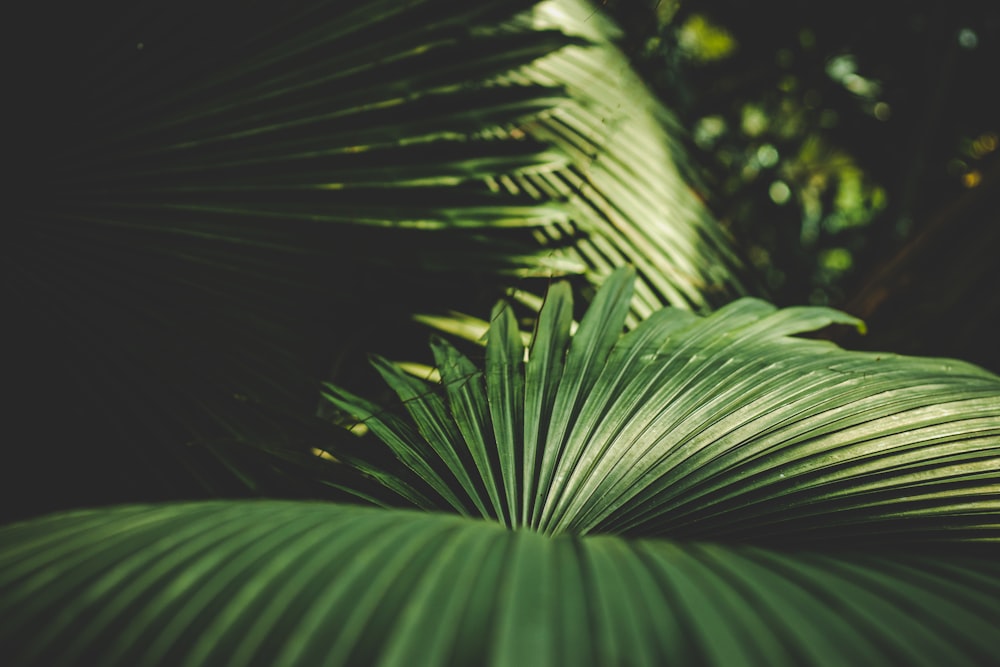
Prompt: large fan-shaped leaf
<box><xmin>324</xmin><ymin>267</ymin><xmax>1000</xmax><ymax>545</ymax></box>
<box><xmin>7</xmin><ymin>0</ymin><xmax>742</xmax><ymax>516</ymax></box>
<box><xmin>1</xmin><ymin>501</ymin><xmax>996</xmax><ymax>667</ymax></box>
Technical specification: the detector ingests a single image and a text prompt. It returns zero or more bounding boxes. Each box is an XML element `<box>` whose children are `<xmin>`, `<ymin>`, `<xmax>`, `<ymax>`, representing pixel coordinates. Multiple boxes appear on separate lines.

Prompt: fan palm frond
<box><xmin>504</xmin><ymin>0</ymin><xmax>745</xmax><ymax>316</ymax></box>
<box><xmin>2</xmin><ymin>269</ymin><xmax>997</xmax><ymax>665</ymax></box>
<box><xmin>1</xmin><ymin>501</ymin><xmax>997</xmax><ymax>666</ymax></box>
<box><xmin>7</xmin><ymin>0</ymin><xmax>742</xmax><ymax>512</ymax></box>
<box><xmin>325</xmin><ymin>267</ymin><xmax>1000</xmax><ymax>545</ymax></box>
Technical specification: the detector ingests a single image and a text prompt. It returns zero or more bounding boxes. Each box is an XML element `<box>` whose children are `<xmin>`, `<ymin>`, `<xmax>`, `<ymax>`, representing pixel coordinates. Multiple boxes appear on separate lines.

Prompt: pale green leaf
<box><xmin>325</xmin><ymin>268</ymin><xmax>1000</xmax><ymax>544</ymax></box>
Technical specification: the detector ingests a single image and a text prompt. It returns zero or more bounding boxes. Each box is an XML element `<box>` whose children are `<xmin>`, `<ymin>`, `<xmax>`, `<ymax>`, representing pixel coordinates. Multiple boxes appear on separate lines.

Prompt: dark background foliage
<box><xmin>606</xmin><ymin>0</ymin><xmax>1000</xmax><ymax>370</ymax></box>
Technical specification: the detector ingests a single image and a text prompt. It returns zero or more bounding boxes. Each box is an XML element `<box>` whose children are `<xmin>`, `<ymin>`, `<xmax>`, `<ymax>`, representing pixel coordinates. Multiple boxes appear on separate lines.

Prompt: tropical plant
<box><xmin>6</xmin><ymin>0</ymin><xmax>743</xmax><ymax>518</ymax></box>
<box><xmin>3</xmin><ymin>268</ymin><xmax>998</xmax><ymax>665</ymax></box>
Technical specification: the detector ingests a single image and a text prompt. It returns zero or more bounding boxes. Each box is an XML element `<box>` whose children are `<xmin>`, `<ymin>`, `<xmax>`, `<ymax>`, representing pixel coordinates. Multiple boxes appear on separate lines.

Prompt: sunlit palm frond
<box><xmin>506</xmin><ymin>0</ymin><xmax>745</xmax><ymax>316</ymax></box>
<box><xmin>325</xmin><ymin>267</ymin><xmax>1000</xmax><ymax>545</ymax></box>
<box><xmin>3</xmin><ymin>269</ymin><xmax>997</xmax><ymax>665</ymax></box>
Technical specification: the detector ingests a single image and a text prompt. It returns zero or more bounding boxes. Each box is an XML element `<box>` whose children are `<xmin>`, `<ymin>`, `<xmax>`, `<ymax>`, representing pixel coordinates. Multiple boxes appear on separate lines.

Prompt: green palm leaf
<box><xmin>1</xmin><ymin>501</ymin><xmax>997</xmax><ymax>666</ymax></box>
<box><xmin>325</xmin><ymin>267</ymin><xmax>1000</xmax><ymax>545</ymax></box>
<box><xmin>3</xmin><ymin>269</ymin><xmax>998</xmax><ymax>664</ymax></box>
<box><xmin>8</xmin><ymin>0</ymin><xmax>742</xmax><ymax>513</ymax></box>
<box><xmin>507</xmin><ymin>0</ymin><xmax>745</xmax><ymax>316</ymax></box>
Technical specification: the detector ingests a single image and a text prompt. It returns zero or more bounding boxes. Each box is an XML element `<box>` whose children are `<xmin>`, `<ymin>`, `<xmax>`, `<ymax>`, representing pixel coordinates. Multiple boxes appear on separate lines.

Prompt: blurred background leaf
<box><xmin>4</xmin><ymin>0</ymin><xmax>744</xmax><ymax>521</ymax></box>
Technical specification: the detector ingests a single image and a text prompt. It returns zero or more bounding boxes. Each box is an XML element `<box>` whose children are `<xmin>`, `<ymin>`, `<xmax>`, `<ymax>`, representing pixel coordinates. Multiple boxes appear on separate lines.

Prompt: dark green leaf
<box><xmin>1</xmin><ymin>501</ymin><xmax>996</xmax><ymax>667</ymax></box>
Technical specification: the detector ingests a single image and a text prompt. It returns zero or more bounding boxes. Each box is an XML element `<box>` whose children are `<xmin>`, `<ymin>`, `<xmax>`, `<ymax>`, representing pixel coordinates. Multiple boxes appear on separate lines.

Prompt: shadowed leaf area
<box><xmin>6</xmin><ymin>0</ymin><xmax>743</xmax><ymax>519</ymax></box>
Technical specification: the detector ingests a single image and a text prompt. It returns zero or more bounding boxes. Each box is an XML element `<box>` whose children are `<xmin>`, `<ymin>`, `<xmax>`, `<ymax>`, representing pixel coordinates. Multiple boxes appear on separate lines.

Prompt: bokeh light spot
<box><xmin>971</xmin><ymin>132</ymin><xmax>998</xmax><ymax>157</ymax></box>
<box><xmin>958</xmin><ymin>28</ymin><xmax>979</xmax><ymax>50</ymax></box>
<box><xmin>769</xmin><ymin>181</ymin><xmax>792</xmax><ymax>204</ymax></box>
<box><xmin>694</xmin><ymin>115</ymin><xmax>727</xmax><ymax>148</ymax></box>
<box><xmin>741</xmin><ymin>104</ymin><xmax>769</xmax><ymax>136</ymax></box>
<box><xmin>678</xmin><ymin>14</ymin><xmax>737</xmax><ymax>61</ymax></box>
<box><xmin>821</xmin><ymin>247</ymin><xmax>854</xmax><ymax>271</ymax></box>
<box><xmin>826</xmin><ymin>54</ymin><xmax>856</xmax><ymax>81</ymax></box>
<box><xmin>757</xmin><ymin>144</ymin><xmax>780</xmax><ymax>168</ymax></box>
<box><xmin>963</xmin><ymin>170</ymin><xmax>982</xmax><ymax>188</ymax></box>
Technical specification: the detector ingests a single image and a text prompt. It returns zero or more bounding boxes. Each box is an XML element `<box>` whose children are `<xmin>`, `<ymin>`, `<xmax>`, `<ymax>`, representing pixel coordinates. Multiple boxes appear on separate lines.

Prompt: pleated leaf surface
<box><xmin>325</xmin><ymin>267</ymin><xmax>1000</xmax><ymax>545</ymax></box>
<box><xmin>0</xmin><ymin>501</ymin><xmax>997</xmax><ymax>667</ymax></box>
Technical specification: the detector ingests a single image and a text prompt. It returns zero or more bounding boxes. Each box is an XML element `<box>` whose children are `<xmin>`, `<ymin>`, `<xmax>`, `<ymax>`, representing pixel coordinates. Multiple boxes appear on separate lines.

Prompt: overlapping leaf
<box><xmin>325</xmin><ymin>267</ymin><xmax>1000</xmax><ymax>545</ymax></box>
<box><xmin>506</xmin><ymin>0</ymin><xmax>745</xmax><ymax>316</ymax></box>
<box><xmin>7</xmin><ymin>0</ymin><xmax>742</xmax><ymax>512</ymax></box>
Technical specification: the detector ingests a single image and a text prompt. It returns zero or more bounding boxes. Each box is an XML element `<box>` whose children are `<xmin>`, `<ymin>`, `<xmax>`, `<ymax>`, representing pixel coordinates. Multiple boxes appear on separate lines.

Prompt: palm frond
<box><xmin>5</xmin><ymin>0</ymin><xmax>748</xmax><ymax>516</ymax></box>
<box><xmin>1</xmin><ymin>501</ymin><xmax>996</xmax><ymax>667</ymax></box>
<box><xmin>508</xmin><ymin>0</ymin><xmax>746</xmax><ymax>316</ymax></box>
<box><xmin>324</xmin><ymin>267</ymin><xmax>1000</xmax><ymax>545</ymax></box>
<box><xmin>8</xmin><ymin>0</ymin><xmax>741</xmax><ymax>512</ymax></box>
